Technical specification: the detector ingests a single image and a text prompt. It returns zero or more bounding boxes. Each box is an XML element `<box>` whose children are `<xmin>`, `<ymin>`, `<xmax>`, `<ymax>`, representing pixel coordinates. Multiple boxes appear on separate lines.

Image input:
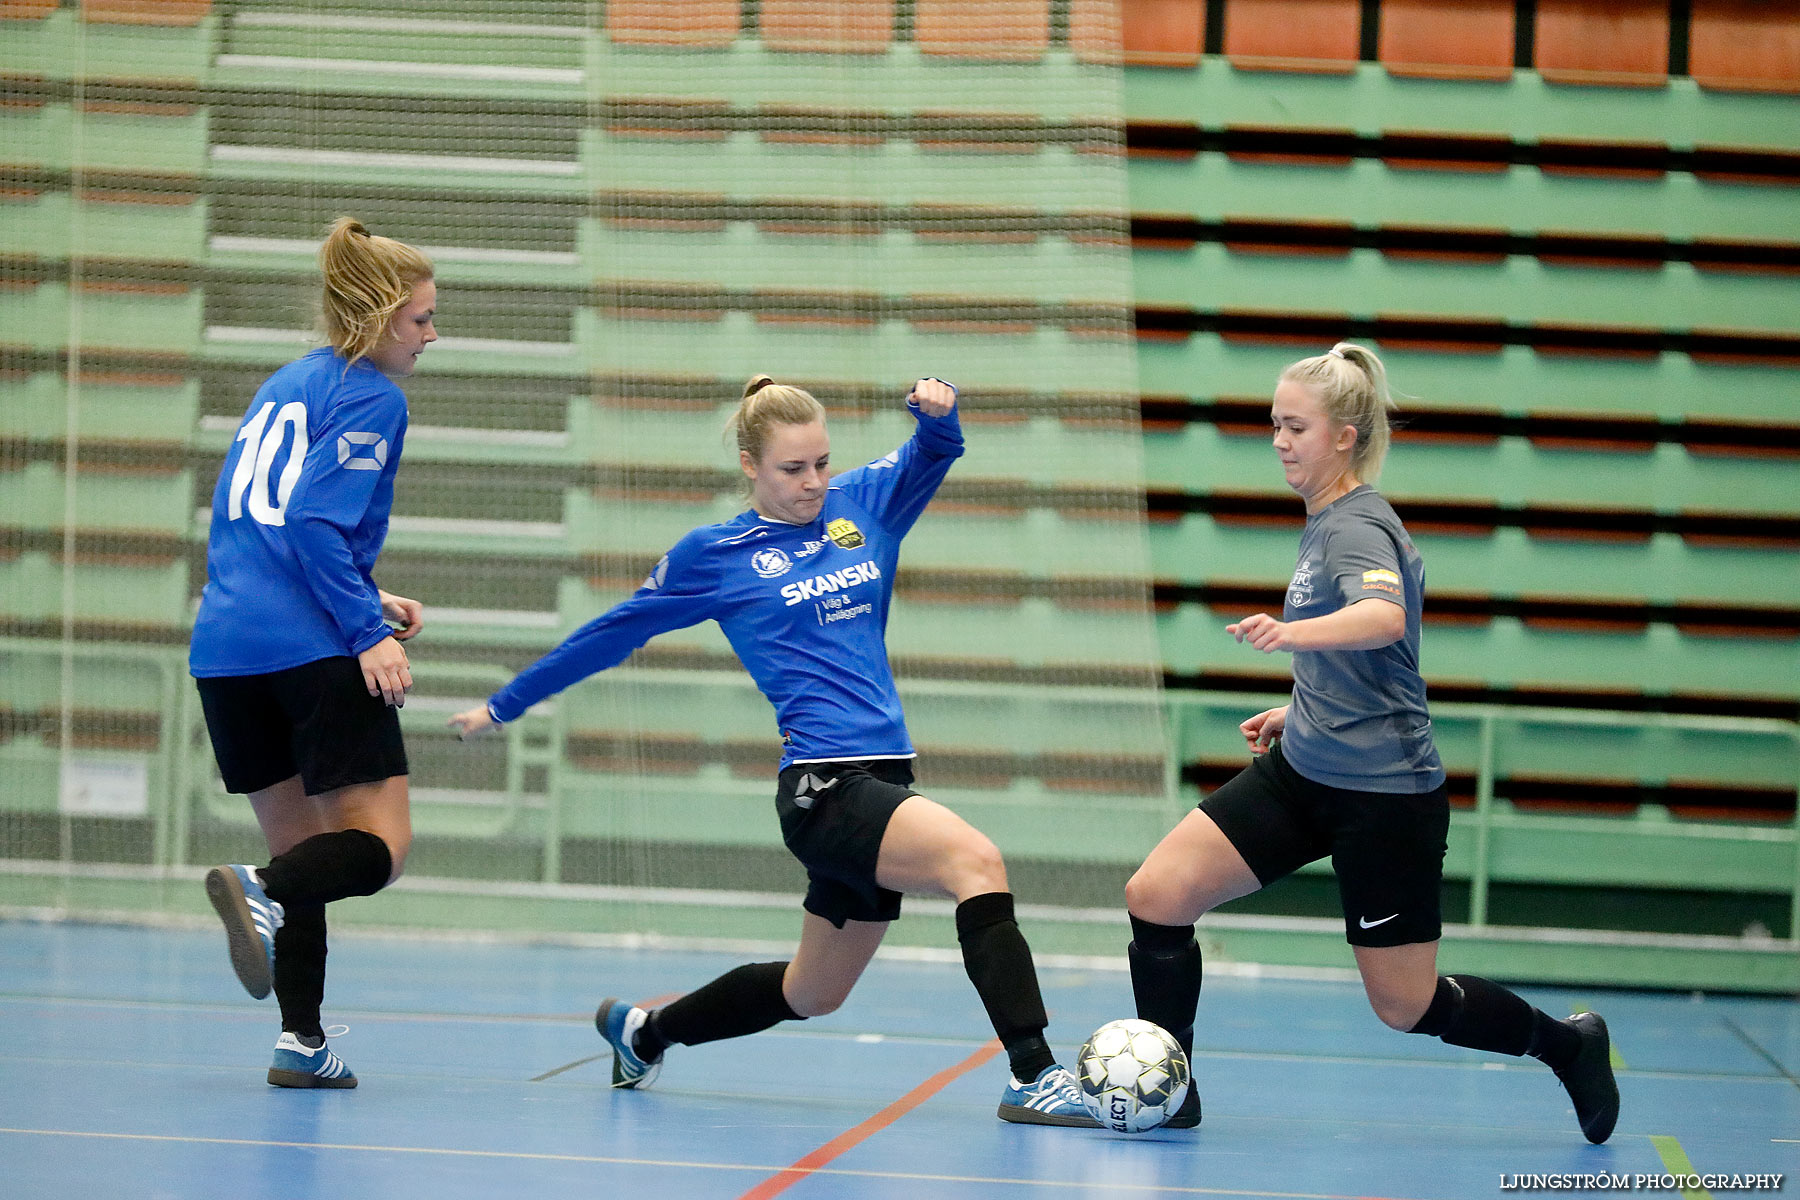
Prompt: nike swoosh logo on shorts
<box><xmin>1358</xmin><ymin>913</ymin><xmax>1400</xmax><ymax>929</ymax></box>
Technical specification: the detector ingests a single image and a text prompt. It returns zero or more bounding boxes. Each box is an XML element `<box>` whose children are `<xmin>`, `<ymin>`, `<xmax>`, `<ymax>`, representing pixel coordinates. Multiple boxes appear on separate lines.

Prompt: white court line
<box><xmin>0</xmin><ymin>1128</ymin><xmax>1375</xmax><ymax>1197</ymax></box>
<box><xmin>432</xmin><ymin>335</ymin><xmax>577</xmax><ymax>357</ymax></box>
<box><xmin>201</xmin><ymin>327</ymin><xmax>576</xmax><ymax>358</ymax></box>
<box><xmin>232</xmin><ymin>11</ymin><xmax>588</xmax><ymax>38</ymax></box>
<box><xmin>215</xmin><ymin>53</ymin><xmax>582</xmax><ymax>85</ymax></box>
<box><xmin>203</xmin><ymin>325</ymin><xmax>315</xmax><ymax>345</ymax></box>
<box><xmin>210</xmin><ymin>235</ymin><xmax>581</xmax><ymax>268</ymax></box>
<box><xmin>424</xmin><ymin>607</ymin><xmax>561</xmax><ymax>628</ymax></box>
<box><xmin>197</xmin><ymin>416</ymin><xmax>569</xmax><ymax>449</ymax></box>
<box><xmin>408</xmin><ymin>424</ymin><xmax>569</xmax><ymax>448</ymax></box>
<box><xmin>387</xmin><ymin>515</ymin><xmax>565</xmax><ymax>540</ymax></box>
<box><xmin>210</xmin><ymin>143</ymin><xmax>579</xmax><ymax>176</ymax></box>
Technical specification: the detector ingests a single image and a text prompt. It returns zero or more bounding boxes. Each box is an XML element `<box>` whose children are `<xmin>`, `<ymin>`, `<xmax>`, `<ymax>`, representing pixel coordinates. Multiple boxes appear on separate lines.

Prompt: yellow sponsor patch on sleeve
<box><xmin>1362</xmin><ymin>569</ymin><xmax>1400</xmax><ymax>586</ymax></box>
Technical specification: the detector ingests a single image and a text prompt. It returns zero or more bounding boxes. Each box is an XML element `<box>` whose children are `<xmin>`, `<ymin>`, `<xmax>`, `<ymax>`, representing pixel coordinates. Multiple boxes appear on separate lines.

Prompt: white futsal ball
<box><xmin>1075</xmin><ymin>1018</ymin><xmax>1190</xmax><ymax>1133</ymax></box>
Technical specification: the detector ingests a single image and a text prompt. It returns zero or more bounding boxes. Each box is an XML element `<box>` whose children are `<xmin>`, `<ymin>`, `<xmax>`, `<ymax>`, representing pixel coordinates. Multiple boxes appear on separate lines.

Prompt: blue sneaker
<box><xmin>204</xmin><ymin>864</ymin><xmax>284</xmax><ymax>999</ymax></box>
<box><xmin>998</xmin><ymin>1064</ymin><xmax>1102</xmax><ymax>1127</ymax></box>
<box><xmin>268</xmin><ymin>1029</ymin><xmax>356</xmax><ymax>1089</ymax></box>
<box><xmin>595</xmin><ymin>997</ymin><xmax>662</xmax><ymax>1089</ymax></box>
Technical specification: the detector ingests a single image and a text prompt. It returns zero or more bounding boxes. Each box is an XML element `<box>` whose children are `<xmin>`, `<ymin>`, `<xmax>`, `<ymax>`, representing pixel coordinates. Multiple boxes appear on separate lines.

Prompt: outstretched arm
<box><xmin>831</xmin><ymin>377</ymin><xmax>965</xmax><ymax>537</ymax></box>
<box><xmin>449</xmin><ymin>540</ymin><xmax>719</xmax><ymax>738</ymax></box>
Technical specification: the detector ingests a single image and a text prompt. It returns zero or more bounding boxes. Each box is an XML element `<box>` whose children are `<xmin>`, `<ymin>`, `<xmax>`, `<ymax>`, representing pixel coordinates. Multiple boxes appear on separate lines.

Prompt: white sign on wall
<box><xmin>59</xmin><ymin>756</ymin><xmax>150</xmax><ymax>818</ymax></box>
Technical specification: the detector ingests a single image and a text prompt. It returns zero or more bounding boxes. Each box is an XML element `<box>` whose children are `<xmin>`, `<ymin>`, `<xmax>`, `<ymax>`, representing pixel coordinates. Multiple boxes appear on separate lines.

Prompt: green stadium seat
<box><xmin>4</xmin><ymin>4</ymin><xmax>215</xmax><ymax>83</ymax></box>
<box><xmin>69</xmin><ymin>103</ymin><xmax>208</xmax><ymax>176</ymax></box>
<box><xmin>0</xmin><ymin>371</ymin><xmax>196</xmax><ymax>442</ymax></box>
<box><xmin>1410</xmin><ymin>528</ymin><xmax>1796</xmax><ymax>609</ymax></box>
<box><xmin>887</xmin><ymin>595</ymin><xmax>1157</xmax><ymax>669</ymax></box>
<box><xmin>0</xmin><ymin>552</ymin><xmax>189</xmax><ymax>628</ymax></box>
<box><xmin>1129</xmin><ymin>152</ymin><xmax>1800</xmax><ymax>244</ymax></box>
<box><xmin>1536</xmin><ymin>0</ymin><xmax>1668</xmax><ymax>89</ymax></box>
<box><xmin>0</xmin><ymin>642</ymin><xmax>174</xmax><ymax>716</ymax></box>
<box><xmin>1158</xmin><ymin>600</ymin><xmax>1800</xmax><ymax>697</ymax></box>
<box><xmin>580</xmin><ymin>308</ymin><xmax>1134</xmax><ymax>395</ymax></box>
<box><xmin>584</xmin><ymin>134</ymin><xmax>1124</xmax><ymax>211</ymax></box>
<box><xmin>1136</xmin><ymin>336</ymin><xmax>1800</xmax><ymax>424</ymax></box>
<box><xmin>68</xmin><ymin>190</ymin><xmax>207</xmax><ymax>265</ymax></box>
<box><xmin>1125</xmin><ymin>60</ymin><xmax>1800</xmax><ymax>152</ymax></box>
<box><xmin>580</xmin><ymin>219</ymin><xmax>1126</xmax><ymax>303</ymax></box>
<box><xmin>0</xmin><ymin>463</ymin><xmax>193</xmax><ymax>535</ymax></box>
<box><xmin>1379</xmin><ymin>0</ymin><xmax>1514</xmax><ymax>82</ymax></box>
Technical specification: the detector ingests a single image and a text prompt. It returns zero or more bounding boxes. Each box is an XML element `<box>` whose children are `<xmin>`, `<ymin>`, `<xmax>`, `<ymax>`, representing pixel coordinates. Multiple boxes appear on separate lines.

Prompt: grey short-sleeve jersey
<box><xmin>1278</xmin><ymin>486</ymin><xmax>1446</xmax><ymax>794</ymax></box>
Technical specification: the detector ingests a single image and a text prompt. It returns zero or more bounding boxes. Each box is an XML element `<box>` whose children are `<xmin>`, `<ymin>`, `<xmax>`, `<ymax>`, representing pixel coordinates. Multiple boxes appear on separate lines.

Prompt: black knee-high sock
<box><xmin>259</xmin><ymin>829</ymin><xmax>392</xmax><ymax>906</ymax></box>
<box><xmin>1408</xmin><ymin>975</ymin><xmax>1581</xmax><ymax>1068</ymax></box>
<box><xmin>645</xmin><ymin>961</ymin><xmax>800</xmax><ymax>1058</ymax></box>
<box><xmin>1128</xmin><ymin>913</ymin><xmax>1202</xmax><ymax>1057</ymax></box>
<box><xmin>956</xmin><ymin>892</ymin><xmax>1054</xmax><ymax>1082</ymax></box>
<box><xmin>273</xmin><ymin>901</ymin><xmax>327</xmax><ymax>1040</ymax></box>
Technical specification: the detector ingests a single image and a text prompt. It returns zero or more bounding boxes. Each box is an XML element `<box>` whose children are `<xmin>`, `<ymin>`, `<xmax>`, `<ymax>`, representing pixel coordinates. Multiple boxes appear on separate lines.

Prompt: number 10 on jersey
<box><xmin>227</xmin><ymin>400</ymin><xmax>309</xmax><ymax>526</ymax></box>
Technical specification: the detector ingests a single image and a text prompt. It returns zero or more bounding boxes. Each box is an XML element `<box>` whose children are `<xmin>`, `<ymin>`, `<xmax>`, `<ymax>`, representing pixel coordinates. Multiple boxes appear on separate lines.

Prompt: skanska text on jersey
<box><xmin>780</xmin><ymin>561</ymin><xmax>882</xmax><ymax>606</ymax></box>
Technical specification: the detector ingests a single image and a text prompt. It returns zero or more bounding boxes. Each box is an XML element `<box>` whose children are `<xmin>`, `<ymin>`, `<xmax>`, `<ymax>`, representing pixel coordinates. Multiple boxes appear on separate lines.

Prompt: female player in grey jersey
<box><xmin>1124</xmin><ymin>343</ymin><xmax>1619</xmax><ymax>1142</ymax></box>
<box><xmin>449</xmin><ymin>375</ymin><xmax>1097</xmax><ymax>1127</ymax></box>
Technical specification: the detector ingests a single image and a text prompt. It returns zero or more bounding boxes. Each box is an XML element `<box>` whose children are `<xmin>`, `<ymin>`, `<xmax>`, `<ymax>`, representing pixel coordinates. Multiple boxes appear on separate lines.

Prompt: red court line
<box><xmin>738</xmin><ymin>1040</ymin><xmax>1004</xmax><ymax>1200</ymax></box>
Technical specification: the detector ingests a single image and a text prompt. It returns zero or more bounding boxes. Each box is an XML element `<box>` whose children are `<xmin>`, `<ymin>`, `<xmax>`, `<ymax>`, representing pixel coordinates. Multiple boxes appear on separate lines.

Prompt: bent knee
<box><xmin>364</xmin><ymin>829</ymin><xmax>410</xmax><ymax>887</ymax></box>
<box><xmin>784</xmin><ymin>985</ymin><xmax>847</xmax><ymax>1019</ymax></box>
<box><xmin>1367</xmin><ymin>989</ymin><xmax>1431</xmax><ymax>1032</ymax></box>
<box><xmin>933</xmin><ymin>830</ymin><xmax>1006</xmax><ymax>899</ymax></box>
<box><xmin>1125</xmin><ymin>867</ymin><xmax>1193</xmax><ymax>926</ymax></box>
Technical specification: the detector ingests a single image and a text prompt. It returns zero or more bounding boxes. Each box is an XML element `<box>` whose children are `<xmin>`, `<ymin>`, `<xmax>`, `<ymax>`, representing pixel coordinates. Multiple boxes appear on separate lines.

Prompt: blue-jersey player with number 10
<box><xmin>190</xmin><ymin>218</ymin><xmax>435</xmax><ymax>1090</ymax></box>
<box><xmin>449</xmin><ymin>375</ymin><xmax>1099</xmax><ymax>1127</ymax></box>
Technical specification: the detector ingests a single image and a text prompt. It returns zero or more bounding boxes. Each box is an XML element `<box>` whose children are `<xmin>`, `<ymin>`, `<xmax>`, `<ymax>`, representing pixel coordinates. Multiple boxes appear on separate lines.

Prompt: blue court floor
<box><xmin>2</xmin><ymin>919</ymin><xmax>1795</xmax><ymax>1199</ymax></box>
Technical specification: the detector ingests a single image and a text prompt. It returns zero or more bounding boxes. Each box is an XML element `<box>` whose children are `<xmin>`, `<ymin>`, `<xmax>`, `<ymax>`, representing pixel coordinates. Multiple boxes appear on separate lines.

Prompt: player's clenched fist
<box><xmin>909</xmin><ymin>377</ymin><xmax>957</xmax><ymax>417</ymax></box>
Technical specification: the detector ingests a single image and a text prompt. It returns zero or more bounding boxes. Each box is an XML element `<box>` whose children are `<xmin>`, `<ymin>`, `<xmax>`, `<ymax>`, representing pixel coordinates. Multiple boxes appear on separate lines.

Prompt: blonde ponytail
<box><xmin>319</xmin><ymin>217</ymin><xmax>434</xmax><ymax>364</ymax></box>
<box><xmin>1280</xmin><ymin>342</ymin><xmax>1400</xmax><ymax>483</ymax></box>
<box><xmin>726</xmin><ymin>374</ymin><xmax>826</xmax><ymax>464</ymax></box>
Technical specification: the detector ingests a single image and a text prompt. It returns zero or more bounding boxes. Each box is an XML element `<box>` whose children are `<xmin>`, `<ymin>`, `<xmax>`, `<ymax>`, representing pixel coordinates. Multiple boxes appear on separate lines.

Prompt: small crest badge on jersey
<box><xmin>750</xmin><ymin>547</ymin><xmax>793</xmax><ymax>578</ymax></box>
<box><xmin>826</xmin><ymin>518</ymin><xmax>864</xmax><ymax>549</ymax></box>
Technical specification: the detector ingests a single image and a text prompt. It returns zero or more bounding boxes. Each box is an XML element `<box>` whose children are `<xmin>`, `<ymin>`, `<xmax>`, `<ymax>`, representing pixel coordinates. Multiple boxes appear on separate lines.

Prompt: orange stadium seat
<box><xmin>606</xmin><ymin>0</ymin><xmax>739</xmax><ymax>48</ymax></box>
<box><xmin>1</xmin><ymin>1</ymin><xmax>60</xmax><ymax>19</ymax></box>
<box><xmin>1535</xmin><ymin>0</ymin><xmax>1669</xmax><ymax>87</ymax></box>
<box><xmin>761</xmin><ymin>0</ymin><xmax>894</xmax><ymax>54</ymax></box>
<box><xmin>1112</xmin><ymin>0</ymin><xmax>1204</xmax><ymax>67</ymax></box>
<box><xmin>80</xmin><ymin>0</ymin><xmax>210</xmax><ymax>23</ymax></box>
<box><xmin>1222</xmin><ymin>0</ymin><xmax>1360</xmax><ymax>73</ymax></box>
<box><xmin>1068</xmin><ymin>0</ymin><xmax>1126</xmax><ymax>66</ymax></box>
<box><xmin>1690</xmin><ymin>0</ymin><xmax>1800</xmax><ymax>94</ymax></box>
<box><xmin>915</xmin><ymin>0</ymin><xmax>1050</xmax><ymax>61</ymax></box>
<box><xmin>1379</xmin><ymin>0</ymin><xmax>1514</xmax><ymax>81</ymax></box>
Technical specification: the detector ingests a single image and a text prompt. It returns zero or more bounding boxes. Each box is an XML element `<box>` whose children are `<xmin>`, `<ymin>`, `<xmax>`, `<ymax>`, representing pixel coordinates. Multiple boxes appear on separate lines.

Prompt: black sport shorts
<box><xmin>775</xmin><ymin>758</ymin><xmax>920</xmax><ymax>928</ymax></box>
<box><xmin>1199</xmin><ymin>740</ymin><xmax>1449</xmax><ymax>948</ymax></box>
<box><xmin>195</xmin><ymin>656</ymin><xmax>408</xmax><ymax>797</ymax></box>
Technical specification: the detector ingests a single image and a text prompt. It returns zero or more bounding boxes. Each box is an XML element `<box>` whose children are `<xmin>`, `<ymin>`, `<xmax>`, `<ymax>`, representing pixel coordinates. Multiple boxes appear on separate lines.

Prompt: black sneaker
<box><xmin>1162</xmin><ymin>1083</ymin><xmax>1201</xmax><ymax>1129</ymax></box>
<box><xmin>1553</xmin><ymin>1011</ymin><xmax>1619</xmax><ymax>1144</ymax></box>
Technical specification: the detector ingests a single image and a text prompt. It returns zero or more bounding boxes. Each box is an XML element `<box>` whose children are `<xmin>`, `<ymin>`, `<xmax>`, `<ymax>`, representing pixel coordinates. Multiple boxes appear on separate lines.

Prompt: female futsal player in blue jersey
<box><xmin>1124</xmin><ymin>343</ymin><xmax>1619</xmax><ymax>1141</ymax></box>
<box><xmin>192</xmin><ymin>218</ymin><xmax>436</xmax><ymax>1088</ymax></box>
<box><xmin>448</xmin><ymin>375</ymin><xmax>1098</xmax><ymax>1126</ymax></box>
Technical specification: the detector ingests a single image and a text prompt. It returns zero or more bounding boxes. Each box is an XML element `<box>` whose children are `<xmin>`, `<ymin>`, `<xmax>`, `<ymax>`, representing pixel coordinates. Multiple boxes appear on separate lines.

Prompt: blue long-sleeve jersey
<box><xmin>190</xmin><ymin>347</ymin><xmax>407</xmax><ymax>677</ymax></box>
<box><xmin>488</xmin><ymin>402</ymin><xmax>964</xmax><ymax>767</ymax></box>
